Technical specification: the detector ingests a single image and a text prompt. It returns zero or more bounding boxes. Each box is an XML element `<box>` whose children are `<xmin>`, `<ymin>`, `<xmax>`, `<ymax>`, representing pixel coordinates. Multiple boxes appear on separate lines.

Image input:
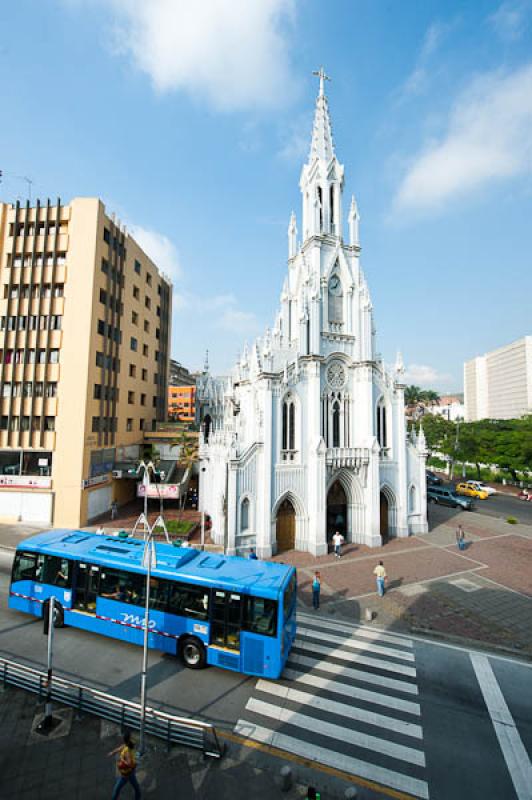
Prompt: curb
<box><xmin>409</xmin><ymin>624</ymin><xmax>532</xmax><ymax>663</ymax></box>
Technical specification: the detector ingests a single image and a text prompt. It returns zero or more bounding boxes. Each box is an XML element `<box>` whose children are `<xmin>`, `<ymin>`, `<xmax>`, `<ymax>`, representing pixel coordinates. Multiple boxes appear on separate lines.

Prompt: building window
<box><xmin>139</xmin><ymin>419</ymin><xmax>145</xmax><ymax>431</ymax></box>
<box><xmin>376</xmin><ymin>400</ymin><xmax>388</xmax><ymax>448</ymax></box>
<box><xmin>145</xmin><ymin>296</ymin><xmax>151</xmax><ymax>310</ymax></box>
<box><xmin>140</xmin><ymin>393</ymin><xmax>146</xmax><ymax>406</ymax></box>
<box><xmin>45</xmin><ymin>382</ymin><xmax>57</xmax><ymax>398</ymax></box>
<box><xmin>21</xmin><ymin>416</ymin><xmax>30</xmax><ymax>432</ymax></box>
<box><xmin>101</xmin><ymin>258</ymin><xmax>109</xmax><ymax>275</ymax></box>
<box><xmin>100</xmin><ymin>289</ymin><xmax>107</xmax><ymax>305</ymax></box>
<box><xmin>134</xmin><ymin>259</ymin><xmax>141</xmax><ymax>275</ymax></box>
<box><xmin>98</xmin><ymin>319</ymin><xmax>105</xmax><ymax>336</ymax></box>
<box><xmin>128</xmin><ymin>391</ymin><xmax>135</xmax><ymax>404</ymax></box>
<box><xmin>130</xmin><ymin>337</ymin><xmax>138</xmax><ymax>352</ymax></box>
<box><xmin>129</xmin><ymin>364</ymin><xmax>136</xmax><ymax>378</ymax></box>
<box><xmin>127</xmin><ymin>418</ymin><xmax>133</xmax><ymax>432</ymax></box>
<box><xmin>44</xmin><ymin>417</ymin><xmax>55</xmax><ymax>432</ymax></box>
<box><xmin>94</xmin><ymin>384</ymin><xmax>102</xmax><ymax>399</ymax></box>
<box><xmin>144</xmin><ymin>320</ymin><xmax>149</xmax><ymax>333</ymax></box>
<box><xmin>332</xmin><ymin>400</ymin><xmax>341</xmax><ymax>447</ymax></box>
<box><xmin>142</xmin><ymin>368</ymin><xmax>147</xmax><ymax>381</ymax></box>
<box><xmin>49</xmin><ymin>350</ymin><xmax>59</xmax><ymax>363</ymax></box>
<box><xmin>96</xmin><ymin>351</ymin><xmax>104</xmax><ymax>367</ymax></box>
<box><xmin>143</xmin><ymin>344</ymin><xmax>148</xmax><ymax>357</ymax></box>
<box><xmin>133</xmin><ymin>286</ymin><xmax>140</xmax><ymax>300</ymax></box>
<box><xmin>146</xmin><ymin>272</ymin><xmax>152</xmax><ymax>286</ymax></box>
<box><xmin>132</xmin><ymin>311</ymin><xmax>138</xmax><ymax>325</ymax></box>
<box><xmin>103</xmin><ymin>228</ymin><xmax>110</xmax><ymax>244</ymax></box>
<box><xmin>92</xmin><ymin>417</ymin><xmax>100</xmax><ymax>433</ymax></box>
<box><xmin>241</xmin><ymin>498</ymin><xmax>250</xmax><ymax>532</ymax></box>
<box><xmin>281</xmin><ymin>394</ymin><xmax>296</xmax><ymax>455</ymax></box>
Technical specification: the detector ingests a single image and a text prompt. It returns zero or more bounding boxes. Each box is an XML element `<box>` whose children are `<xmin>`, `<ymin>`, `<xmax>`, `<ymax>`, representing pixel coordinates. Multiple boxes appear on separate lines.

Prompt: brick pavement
<box><xmin>0</xmin><ymin>687</ymin><xmax>384</xmax><ymax>800</ymax></box>
<box><xmin>289</xmin><ymin>508</ymin><xmax>532</xmax><ymax>657</ymax></box>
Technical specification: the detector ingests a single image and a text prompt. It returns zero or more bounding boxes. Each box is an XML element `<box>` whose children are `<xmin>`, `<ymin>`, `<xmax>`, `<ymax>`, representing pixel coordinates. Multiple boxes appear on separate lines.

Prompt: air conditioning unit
<box><xmin>112</xmin><ymin>470</ymin><xmax>123</xmax><ymax>479</ymax></box>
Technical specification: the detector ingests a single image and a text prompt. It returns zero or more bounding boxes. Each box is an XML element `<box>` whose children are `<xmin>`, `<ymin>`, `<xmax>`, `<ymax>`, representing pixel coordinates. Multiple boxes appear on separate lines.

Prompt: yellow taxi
<box><xmin>455</xmin><ymin>482</ymin><xmax>489</xmax><ymax>500</ymax></box>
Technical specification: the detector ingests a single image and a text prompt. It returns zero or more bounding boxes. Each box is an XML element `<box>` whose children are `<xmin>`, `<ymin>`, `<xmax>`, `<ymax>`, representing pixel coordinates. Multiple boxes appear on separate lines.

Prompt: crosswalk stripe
<box><xmin>256</xmin><ymin>679</ymin><xmax>423</xmax><ymax>739</ymax></box>
<box><xmin>293</xmin><ymin>638</ymin><xmax>417</xmax><ymax>677</ymax></box>
<box><xmin>282</xmin><ymin>668</ymin><xmax>421</xmax><ymax>715</ymax></box>
<box><xmin>234</xmin><ymin>721</ymin><xmax>430</xmax><ymax>799</ymax></box>
<box><xmin>298</xmin><ymin>626</ymin><xmax>415</xmax><ymax>662</ymax></box>
<box><xmin>246</xmin><ymin>697</ymin><xmax>426</xmax><ymax>766</ymax></box>
<box><xmin>298</xmin><ymin>613</ymin><xmax>415</xmax><ymax>648</ymax></box>
<box><xmin>288</xmin><ymin>652</ymin><xmax>418</xmax><ymax>695</ymax></box>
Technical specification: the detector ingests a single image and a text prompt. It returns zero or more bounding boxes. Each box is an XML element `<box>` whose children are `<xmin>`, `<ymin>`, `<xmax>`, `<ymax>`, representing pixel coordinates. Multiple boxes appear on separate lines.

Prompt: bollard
<box><xmin>345</xmin><ymin>787</ymin><xmax>358</xmax><ymax>799</ymax></box>
<box><xmin>280</xmin><ymin>765</ymin><xmax>292</xmax><ymax>792</ymax></box>
<box><xmin>364</xmin><ymin>608</ymin><xmax>373</xmax><ymax>622</ymax></box>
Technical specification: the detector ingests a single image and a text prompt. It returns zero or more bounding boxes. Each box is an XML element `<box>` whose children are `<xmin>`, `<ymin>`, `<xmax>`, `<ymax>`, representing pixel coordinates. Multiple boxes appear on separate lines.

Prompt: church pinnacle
<box><xmin>309</xmin><ymin>67</ymin><xmax>335</xmax><ymax>164</ymax></box>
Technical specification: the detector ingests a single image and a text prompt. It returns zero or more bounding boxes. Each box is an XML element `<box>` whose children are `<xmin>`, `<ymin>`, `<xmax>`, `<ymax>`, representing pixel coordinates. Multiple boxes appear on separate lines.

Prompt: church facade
<box><xmin>197</xmin><ymin>73</ymin><xmax>428</xmax><ymax>557</ymax></box>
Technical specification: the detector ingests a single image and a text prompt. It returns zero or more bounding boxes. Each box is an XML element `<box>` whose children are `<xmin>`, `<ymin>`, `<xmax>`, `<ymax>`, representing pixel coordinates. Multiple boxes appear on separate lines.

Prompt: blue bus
<box><xmin>9</xmin><ymin>530</ymin><xmax>297</xmax><ymax>679</ymax></box>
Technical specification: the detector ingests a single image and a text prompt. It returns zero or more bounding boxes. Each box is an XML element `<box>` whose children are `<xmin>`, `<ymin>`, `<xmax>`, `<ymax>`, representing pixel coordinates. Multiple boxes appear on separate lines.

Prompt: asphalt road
<box><xmin>431</xmin><ymin>484</ymin><xmax>532</xmax><ymax>526</ymax></box>
<box><xmin>1</xmin><ymin>561</ymin><xmax>531</xmax><ymax>800</ymax></box>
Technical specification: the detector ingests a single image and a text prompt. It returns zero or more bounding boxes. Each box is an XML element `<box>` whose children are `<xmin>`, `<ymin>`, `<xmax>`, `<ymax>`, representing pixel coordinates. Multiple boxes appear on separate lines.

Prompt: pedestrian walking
<box><xmin>110</xmin><ymin>500</ymin><xmax>118</xmax><ymax>520</ymax></box>
<box><xmin>373</xmin><ymin>560</ymin><xmax>387</xmax><ymax>597</ymax></box>
<box><xmin>248</xmin><ymin>548</ymin><xmax>258</xmax><ymax>560</ymax></box>
<box><xmin>108</xmin><ymin>731</ymin><xmax>141</xmax><ymax>800</ymax></box>
<box><xmin>332</xmin><ymin>531</ymin><xmax>344</xmax><ymax>558</ymax></box>
<box><xmin>456</xmin><ymin>524</ymin><xmax>465</xmax><ymax>551</ymax></box>
<box><xmin>312</xmin><ymin>571</ymin><xmax>321</xmax><ymax>610</ymax></box>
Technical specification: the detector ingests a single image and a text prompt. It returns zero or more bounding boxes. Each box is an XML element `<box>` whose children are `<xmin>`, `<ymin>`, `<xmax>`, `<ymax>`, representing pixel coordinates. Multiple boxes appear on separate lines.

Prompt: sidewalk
<box><xmin>280</xmin><ymin>507</ymin><xmax>532</xmax><ymax>658</ymax></box>
<box><xmin>0</xmin><ymin>686</ymin><xmax>385</xmax><ymax>800</ymax></box>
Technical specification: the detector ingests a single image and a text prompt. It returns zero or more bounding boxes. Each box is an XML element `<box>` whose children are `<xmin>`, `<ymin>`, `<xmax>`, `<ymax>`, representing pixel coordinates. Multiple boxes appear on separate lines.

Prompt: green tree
<box><xmin>405</xmin><ymin>385</ymin><xmax>422</xmax><ymax>405</ymax></box>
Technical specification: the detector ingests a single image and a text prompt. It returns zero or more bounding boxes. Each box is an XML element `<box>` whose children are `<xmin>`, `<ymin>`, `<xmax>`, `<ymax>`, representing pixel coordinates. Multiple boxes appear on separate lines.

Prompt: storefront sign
<box><xmin>0</xmin><ymin>475</ymin><xmax>52</xmax><ymax>489</ymax></box>
<box><xmin>137</xmin><ymin>483</ymin><xmax>180</xmax><ymax>500</ymax></box>
<box><xmin>82</xmin><ymin>474</ymin><xmax>110</xmax><ymax>489</ymax></box>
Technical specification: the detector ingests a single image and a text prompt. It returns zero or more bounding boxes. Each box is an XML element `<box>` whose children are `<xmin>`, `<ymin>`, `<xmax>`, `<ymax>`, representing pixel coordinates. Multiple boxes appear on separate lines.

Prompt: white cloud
<box><xmin>394</xmin><ymin>63</ymin><xmax>532</xmax><ymax>213</ymax></box>
<box><xmin>488</xmin><ymin>1</ymin><xmax>530</xmax><ymax>41</ymax></box>
<box><xmin>106</xmin><ymin>0</ymin><xmax>297</xmax><ymax>112</ymax></box>
<box><xmin>129</xmin><ymin>224</ymin><xmax>181</xmax><ymax>285</ymax></box>
<box><xmin>399</xmin><ymin>21</ymin><xmax>454</xmax><ymax>100</ymax></box>
<box><xmin>179</xmin><ymin>291</ymin><xmax>260</xmax><ymax>335</ymax></box>
<box><xmin>278</xmin><ymin>112</ymin><xmax>312</xmax><ymax>162</ymax></box>
<box><xmin>219</xmin><ymin>307</ymin><xmax>259</xmax><ymax>334</ymax></box>
<box><xmin>403</xmin><ymin>364</ymin><xmax>452</xmax><ymax>388</ymax></box>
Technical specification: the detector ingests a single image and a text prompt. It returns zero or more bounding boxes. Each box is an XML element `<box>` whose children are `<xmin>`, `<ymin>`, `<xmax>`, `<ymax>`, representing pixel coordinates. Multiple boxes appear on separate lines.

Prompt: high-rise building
<box><xmin>0</xmin><ymin>197</ymin><xmax>172</xmax><ymax>526</ymax></box>
<box><xmin>464</xmin><ymin>336</ymin><xmax>532</xmax><ymax>421</ymax></box>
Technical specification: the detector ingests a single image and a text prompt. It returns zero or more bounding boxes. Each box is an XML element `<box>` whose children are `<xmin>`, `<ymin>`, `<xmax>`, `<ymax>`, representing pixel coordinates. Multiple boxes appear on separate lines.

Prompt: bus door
<box><xmin>72</xmin><ymin>563</ymin><xmax>100</xmax><ymax>614</ymax></box>
<box><xmin>211</xmin><ymin>591</ymin><xmax>242</xmax><ymax>651</ymax></box>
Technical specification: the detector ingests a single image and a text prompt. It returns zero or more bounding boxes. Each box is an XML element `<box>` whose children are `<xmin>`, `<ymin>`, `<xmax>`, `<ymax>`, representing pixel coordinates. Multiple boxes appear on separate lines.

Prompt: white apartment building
<box><xmin>464</xmin><ymin>336</ymin><xmax>532</xmax><ymax>421</ymax></box>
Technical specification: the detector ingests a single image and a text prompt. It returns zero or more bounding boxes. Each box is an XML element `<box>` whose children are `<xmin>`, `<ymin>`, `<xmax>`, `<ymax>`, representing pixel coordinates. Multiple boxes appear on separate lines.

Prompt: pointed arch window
<box><xmin>317</xmin><ymin>187</ymin><xmax>323</xmax><ymax>231</ymax></box>
<box><xmin>409</xmin><ymin>485</ymin><xmax>417</xmax><ymax>514</ymax></box>
<box><xmin>330</xmin><ymin>185</ymin><xmax>335</xmax><ymax>230</ymax></box>
<box><xmin>332</xmin><ymin>399</ymin><xmax>340</xmax><ymax>447</ymax></box>
<box><xmin>281</xmin><ymin>394</ymin><xmax>297</xmax><ymax>460</ymax></box>
<box><xmin>376</xmin><ymin>400</ymin><xmax>388</xmax><ymax>449</ymax></box>
<box><xmin>241</xmin><ymin>497</ymin><xmax>250</xmax><ymax>531</ymax></box>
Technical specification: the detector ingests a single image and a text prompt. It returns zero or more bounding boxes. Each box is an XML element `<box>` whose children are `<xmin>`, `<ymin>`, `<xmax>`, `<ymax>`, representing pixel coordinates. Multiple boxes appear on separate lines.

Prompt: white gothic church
<box><xmin>197</xmin><ymin>71</ymin><xmax>428</xmax><ymax>557</ymax></box>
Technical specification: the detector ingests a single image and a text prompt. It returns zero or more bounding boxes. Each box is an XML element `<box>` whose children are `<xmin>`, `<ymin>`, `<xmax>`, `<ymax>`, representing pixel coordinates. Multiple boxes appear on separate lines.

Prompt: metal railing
<box><xmin>0</xmin><ymin>656</ymin><xmax>224</xmax><ymax>758</ymax></box>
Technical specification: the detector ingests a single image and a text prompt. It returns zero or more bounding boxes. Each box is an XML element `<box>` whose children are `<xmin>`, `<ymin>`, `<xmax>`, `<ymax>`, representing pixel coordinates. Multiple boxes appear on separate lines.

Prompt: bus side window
<box><xmin>12</xmin><ymin>551</ymin><xmax>37</xmax><ymax>582</ymax></box>
<box><xmin>41</xmin><ymin>555</ymin><xmax>72</xmax><ymax>588</ymax></box>
<box><xmin>244</xmin><ymin>597</ymin><xmax>277</xmax><ymax>637</ymax></box>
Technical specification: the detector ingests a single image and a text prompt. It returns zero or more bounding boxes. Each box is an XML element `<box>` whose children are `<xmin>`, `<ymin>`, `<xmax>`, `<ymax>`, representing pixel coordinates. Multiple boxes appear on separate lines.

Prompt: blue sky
<box><xmin>1</xmin><ymin>0</ymin><xmax>531</xmax><ymax>392</ymax></box>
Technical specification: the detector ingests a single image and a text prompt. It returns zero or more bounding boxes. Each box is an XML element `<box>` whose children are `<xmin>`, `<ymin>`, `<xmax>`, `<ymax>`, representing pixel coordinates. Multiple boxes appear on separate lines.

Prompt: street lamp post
<box><xmin>139</xmin><ymin>535</ymin><xmax>156</xmax><ymax>756</ymax></box>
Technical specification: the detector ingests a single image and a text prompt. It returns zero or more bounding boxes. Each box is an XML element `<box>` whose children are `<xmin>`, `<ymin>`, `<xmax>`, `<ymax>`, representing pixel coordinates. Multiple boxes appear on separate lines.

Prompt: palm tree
<box><xmin>422</xmin><ymin>389</ymin><xmax>441</xmax><ymax>407</ymax></box>
<box><xmin>405</xmin><ymin>385</ymin><xmax>422</xmax><ymax>405</ymax></box>
<box><xmin>170</xmin><ymin>426</ymin><xmax>198</xmax><ymax>536</ymax></box>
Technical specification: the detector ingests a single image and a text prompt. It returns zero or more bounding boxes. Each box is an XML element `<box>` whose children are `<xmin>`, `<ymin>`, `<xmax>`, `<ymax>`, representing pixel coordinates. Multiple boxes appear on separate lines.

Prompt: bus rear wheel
<box><xmin>179</xmin><ymin>637</ymin><xmax>206</xmax><ymax>670</ymax></box>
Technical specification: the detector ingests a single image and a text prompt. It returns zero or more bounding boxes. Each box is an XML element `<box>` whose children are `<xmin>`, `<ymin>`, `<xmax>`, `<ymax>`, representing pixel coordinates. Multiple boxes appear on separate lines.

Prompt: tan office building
<box><xmin>464</xmin><ymin>336</ymin><xmax>532</xmax><ymax>421</ymax></box>
<box><xmin>0</xmin><ymin>197</ymin><xmax>171</xmax><ymax>527</ymax></box>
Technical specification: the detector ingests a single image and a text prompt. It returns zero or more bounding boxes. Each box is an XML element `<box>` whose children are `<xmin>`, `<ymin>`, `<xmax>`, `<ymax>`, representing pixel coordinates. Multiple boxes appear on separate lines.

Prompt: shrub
<box><xmin>153</xmin><ymin>520</ymin><xmax>195</xmax><ymax>536</ymax></box>
<box><xmin>507</xmin><ymin>516</ymin><xmax>518</xmax><ymax>525</ymax></box>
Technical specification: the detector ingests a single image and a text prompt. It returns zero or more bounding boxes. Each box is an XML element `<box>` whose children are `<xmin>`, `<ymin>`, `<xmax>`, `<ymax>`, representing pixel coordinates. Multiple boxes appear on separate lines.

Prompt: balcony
<box><xmin>326</xmin><ymin>447</ymin><xmax>371</xmax><ymax>470</ymax></box>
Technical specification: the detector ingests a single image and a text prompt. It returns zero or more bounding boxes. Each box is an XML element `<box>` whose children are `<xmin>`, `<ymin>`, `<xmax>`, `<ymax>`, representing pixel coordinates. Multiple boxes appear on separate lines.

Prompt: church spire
<box><xmin>300</xmin><ymin>68</ymin><xmax>344</xmax><ymax>242</ymax></box>
<box><xmin>309</xmin><ymin>67</ymin><xmax>335</xmax><ymax>164</ymax></box>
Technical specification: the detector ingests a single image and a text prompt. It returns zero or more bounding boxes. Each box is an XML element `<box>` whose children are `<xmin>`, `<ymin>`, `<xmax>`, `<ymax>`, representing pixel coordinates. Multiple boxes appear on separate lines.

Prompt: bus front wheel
<box><xmin>179</xmin><ymin>637</ymin><xmax>206</xmax><ymax>670</ymax></box>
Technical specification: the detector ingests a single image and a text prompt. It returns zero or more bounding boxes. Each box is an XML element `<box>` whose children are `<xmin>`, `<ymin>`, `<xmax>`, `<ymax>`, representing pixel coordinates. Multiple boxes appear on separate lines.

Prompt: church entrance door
<box><xmin>276</xmin><ymin>498</ymin><xmax>296</xmax><ymax>552</ymax></box>
<box><xmin>380</xmin><ymin>492</ymin><xmax>389</xmax><ymax>544</ymax></box>
<box><xmin>327</xmin><ymin>481</ymin><xmax>347</xmax><ymax>544</ymax></box>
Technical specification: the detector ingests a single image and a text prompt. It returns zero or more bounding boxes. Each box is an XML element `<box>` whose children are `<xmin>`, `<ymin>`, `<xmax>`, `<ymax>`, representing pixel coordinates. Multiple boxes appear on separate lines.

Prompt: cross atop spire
<box><xmin>312</xmin><ymin>66</ymin><xmax>331</xmax><ymax>98</ymax></box>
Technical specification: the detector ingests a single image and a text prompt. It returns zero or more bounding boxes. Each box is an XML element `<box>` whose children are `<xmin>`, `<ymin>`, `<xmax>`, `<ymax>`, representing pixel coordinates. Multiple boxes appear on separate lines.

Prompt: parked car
<box><xmin>426</xmin><ymin>470</ymin><xmax>442</xmax><ymax>486</ymax></box>
<box><xmin>455</xmin><ymin>482</ymin><xmax>489</xmax><ymax>500</ymax></box>
<box><xmin>427</xmin><ymin>486</ymin><xmax>473</xmax><ymax>510</ymax></box>
<box><xmin>465</xmin><ymin>480</ymin><xmax>496</xmax><ymax>496</ymax></box>
<box><xmin>517</xmin><ymin>489</ymin><xmax>532</xmax><ymax>502</ymax></box>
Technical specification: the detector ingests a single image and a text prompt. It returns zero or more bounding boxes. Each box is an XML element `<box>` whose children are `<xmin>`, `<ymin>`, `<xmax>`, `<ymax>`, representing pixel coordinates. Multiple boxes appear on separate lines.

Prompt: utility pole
<box><xmin>139</xmin><ymin>534</ymin><xmax>156</xmax><ymax>756</ymax></box>
<box><xmin>37</xmin><ymin>597</ymin><xmax>57</xmax><ymax>733</ymax></box>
